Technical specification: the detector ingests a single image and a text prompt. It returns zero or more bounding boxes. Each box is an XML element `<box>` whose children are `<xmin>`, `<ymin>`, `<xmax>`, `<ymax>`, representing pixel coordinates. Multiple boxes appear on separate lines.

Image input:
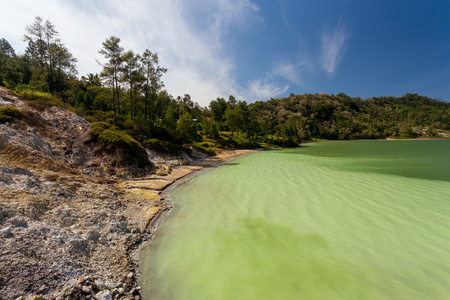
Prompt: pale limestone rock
<box><xmin>0</xmin><ymin>226</ymin><xmax>11</xmax><ymax>237</ymax></box>
<box><xmin>95</xmin><ymin>290</ymin><xmax>112</xmax><ymax>300</ymax></box>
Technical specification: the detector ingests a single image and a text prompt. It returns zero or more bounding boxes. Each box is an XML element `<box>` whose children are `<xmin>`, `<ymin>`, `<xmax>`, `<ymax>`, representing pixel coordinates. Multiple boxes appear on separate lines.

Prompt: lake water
<box><xmin>139</xmin><ymin>140</ymin><xmax>450</xmax><ymax>300</ymax></box>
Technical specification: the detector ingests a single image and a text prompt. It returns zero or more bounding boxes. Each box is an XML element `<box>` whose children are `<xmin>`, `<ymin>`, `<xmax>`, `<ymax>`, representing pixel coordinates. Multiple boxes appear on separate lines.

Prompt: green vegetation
<box><xmin>142</xmin><ymin>138</ymin><xmax>184</xmax><ymax>155</ymax></box>
<box><xmin>0</xmin><ymin>106</ymin><xmax>23</xmax><ymax>123</ymax></box>
<box><xmin>1</xmin><ymin>16</ymin><xmax>449</xmax><ymax>159</ymax></box>
<box><xmin>16</xmin><ymin>89</ymin><xmax>64</xmax><ymax>110</ymax></box>
<box><xmin>249</xmin><ymin>93</ymin><xmax>450</xmax><ymax>141</ymax></box>
<box><xmin>89</xmin><ymin>122</ymin><xmax>149</xmax><ymax>167</ymax></box>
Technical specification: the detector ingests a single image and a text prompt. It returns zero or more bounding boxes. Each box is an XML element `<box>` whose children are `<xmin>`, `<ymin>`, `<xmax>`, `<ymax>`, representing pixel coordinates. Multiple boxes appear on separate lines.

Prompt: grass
<box><xmin>15</xmin><ymin>89</ymin><xmax>64</xmax><ymax>110</ymax></box>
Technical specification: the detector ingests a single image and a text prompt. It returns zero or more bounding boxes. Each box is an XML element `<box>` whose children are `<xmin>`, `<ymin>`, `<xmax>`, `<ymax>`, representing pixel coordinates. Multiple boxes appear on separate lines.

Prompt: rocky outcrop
<box><xmin>0</xmin><ymin>87</ymin><xmax>253</xmax><ymax>299</ymax></box>
<box><xmin>0</xmin><ymin>87</ymin><xmax>158</xmax><ymax>299</ymax></box>
<box><xmin>0</xmin><ymin>167</ymin><xmax>157</xmax><ymax>299</ymax></box>
<box><xmin>0</xmin><ymin>86</ymin><xmax>152</xmax><ymax>179</ymax></box>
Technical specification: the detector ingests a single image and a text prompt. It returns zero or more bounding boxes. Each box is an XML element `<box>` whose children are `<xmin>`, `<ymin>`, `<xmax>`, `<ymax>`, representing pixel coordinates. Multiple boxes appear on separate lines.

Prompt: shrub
<box><xmin>192</xmin><ymin>142</ymin><xmax>216</xmax><ymax>156</ymax></box>
<box><xmin>143</xmin><ymin>138</ymin><xmax>184</xmax><ymax>155</ymax></box>
<box><xmin>89</xmin><ymin>122</ymin><xmax>113</xmax><ymax>138</ymax></box>
<box><xmin>89</xmin><ymin>122</ymin><xmax>149</xmax><ymax>167</ymax></box>
<box><xmin>0</xmin><ymin>106</ymin><xmax>23</xmax><ymax>123</ymax></box>
<box><xmin>16</xmin><ymin>89</ymin><xmax>64</xmax><ymax>110</ymax></box>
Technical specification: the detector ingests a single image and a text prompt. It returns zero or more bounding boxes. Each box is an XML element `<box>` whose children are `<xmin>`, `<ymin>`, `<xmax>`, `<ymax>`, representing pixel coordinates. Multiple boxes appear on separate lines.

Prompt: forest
<box><xmin>1</xmin><ymin>17</ymin><xmax>449</xmax><ymax>155</ymax></box>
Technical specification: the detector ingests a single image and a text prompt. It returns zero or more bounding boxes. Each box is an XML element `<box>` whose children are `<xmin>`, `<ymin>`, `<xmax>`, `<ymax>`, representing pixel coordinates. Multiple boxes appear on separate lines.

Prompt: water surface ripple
<box><xmin>139</xmin><ymin>140</ymin><xmax>450</xmax><ymax>300</ymax></box>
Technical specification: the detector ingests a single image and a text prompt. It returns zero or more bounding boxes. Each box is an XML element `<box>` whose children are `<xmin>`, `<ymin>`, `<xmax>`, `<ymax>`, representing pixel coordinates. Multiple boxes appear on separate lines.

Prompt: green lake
<box><xmin>139</xmin><ymin>140</ymin><xmax>450</xmax><ymax>300</ymax></box>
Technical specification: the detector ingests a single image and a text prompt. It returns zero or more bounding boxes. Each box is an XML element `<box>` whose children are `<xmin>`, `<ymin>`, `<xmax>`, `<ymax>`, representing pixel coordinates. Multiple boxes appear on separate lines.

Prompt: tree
<box><xmin>209</xmin><ymin>97</ymin><xmax>227</xmax><ymax>123</ymax></box>
<box><xmin>141</xmin><ymin>49</ymin><xmax>167</xmax><ymax>124</ymax></box>
<box><xmin>121</xmin><ymin>50</ymin><xmax>140</xmax><ymax>120</ymax></box>
<box><xmin>81</xmin><ymin>73</ymin><xmax>102</xmax><ymax>87</ymax></box>
<box><xmin>23</xmin><ymin>16</ymin><xmax>77</xmax><ymax>94</ymax></box>
<box><xmin>228</xmin><ymin>95</ymin><xmax>237</xmax><ymax>107</ymax></box>
<box><xmin>225</xmin><ymin>107</ymin><xmax>239</xmax><ymax>137</ymax></box>
<box><xmin>23</xmin><ymin>16</ymin><xmax>60</xmax><ymax>92</ymax></box>
<box><xmin>177</xmin><ymin>112</ymin><xmax>199</xmax><ymax>141</ymax></box>
<box><xmin>0</xmin><ymin>38</ymin><xmax>16</xmax><ymax>57</ymax></box>
<box><xmin>49</xmin><ymin>42</ymin><xmax>78</xmax><ymax>102</ymax></box>
<box><xmin>235</xmin><ymin>100</ymin><xmax>250</xmax><ymax>136</ymax></box>
<box><xmin>0</xmin><ymin>38</ymin><xmax>22</xmax><ymax>86</ymax></box>
<box><xmin>98</xmin><ymin>36</ymin><xmax>123</xmax><ymax>124</ymax></box>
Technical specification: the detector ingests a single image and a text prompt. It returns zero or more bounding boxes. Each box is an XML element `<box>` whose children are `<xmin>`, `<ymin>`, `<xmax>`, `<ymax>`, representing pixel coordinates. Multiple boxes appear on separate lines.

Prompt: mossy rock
<box><xmin>143</xmin><ymin>138</ymin><xmax>184</xmax><ymax>155</ymax></box>
<box><xmin>89</xmin><ymin>122</ymin><xmax>150</xmax><ymax>167</ymax></box>
<box><xmin>88</xmin><ymin>122</ymin><xmax>113</xmax><ymax>138</ymax></box>
<box><xmin>98</xmin><ymin>128</ymin><xmax>144</xmax><ymax>151</ymax></box>
<box><xmin>0</xmin><ymin>106</ymin><xmax>23</xmax><ymax>123</ymax></box>
<box><xmin>192</xmin><ymin>143</ymin><xmax>216</xmax><ymax>156</ymax></box>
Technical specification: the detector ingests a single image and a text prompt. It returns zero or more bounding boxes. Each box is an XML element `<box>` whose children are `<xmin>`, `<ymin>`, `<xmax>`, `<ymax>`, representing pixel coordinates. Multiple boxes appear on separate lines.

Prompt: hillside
<box><xmin>0</xmin><ymin>86</ymin><xmax>226</xmax><ymax>299</ymax></box>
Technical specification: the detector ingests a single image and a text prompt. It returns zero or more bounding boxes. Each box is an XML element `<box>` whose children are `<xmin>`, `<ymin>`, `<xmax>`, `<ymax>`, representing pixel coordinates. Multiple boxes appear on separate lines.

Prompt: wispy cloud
<box><xmin>247</xmin><ymin>78</ymin><xmax>289</xmax><ymax>101</ymax></box>
<box><xmin>320</xmin><ymin>21</ymin><xmax>349</xmax><ymax>75</ymax></box>
<box><xmin>274</xmin><ymin>63</ymin><xmax>302</xmax><ymax>85</ymax></box>
<box><xmin>272</xmin><ymin>54</ymin><xmax>314</xmax><ymax>87</ymax></box>
<box><xmin>204</xmin><ymin>0</ymin><xmax>260</xmax><ymax>50</ymax></box>
<box><xmin>0</xmin><ymin>0</ymin><xmax>262</xmax><ymax>106</ymax></box>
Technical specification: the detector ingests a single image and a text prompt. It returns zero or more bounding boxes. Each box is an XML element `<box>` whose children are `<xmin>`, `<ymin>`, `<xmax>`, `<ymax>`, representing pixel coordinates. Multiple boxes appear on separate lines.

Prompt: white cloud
<box><xmin>0</xmin><ymin>0</ymin><xmax>261</xmax><ymax>106</ymax></box>
<box><xmin>247</xmin><ymin>78</ymin><xmax>289</xmax><ymax>101</ymax></box>
<box><xmin>320</xmin><ymin>22</ymin><xmax>349</xmax><ymax>74</ymax></box>
<box><xmin>274</xmin><ymin>63</ymin><xmax>301</xmax><ymax>85</ymax></box>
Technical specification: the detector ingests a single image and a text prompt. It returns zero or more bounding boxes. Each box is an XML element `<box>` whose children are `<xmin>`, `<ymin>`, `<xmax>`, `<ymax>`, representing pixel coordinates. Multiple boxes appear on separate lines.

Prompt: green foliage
<box><xmin>89</xmin><ymin>122</ymin><xmax>149</xmax><ymax>167</ymax></box>
<box><xmin>143</xmin><ymin>138</ymin><xmax>184</xmax><ymax>155</ymax></box>
<box><xmin>177</xmin><ymin>112</ymin><xmax>200</xmax><ymax>141</ymax></box>
<box><xmin>248</xmin><ymin>93</ymin><xmax>450</xmax><ymax>142</ymax></box>
<box><xmin>192</xmin><ymin>142</ymin><xmax>216</xmax><ymax>156</ymax></box>
<box><xmin>15</xmin><ymin>88</ymin><xmax>64</xmax><ymax>110</ymax></box>
<box><xmin>0</xmin><ymin>106</ymin><xmax>23</xmax><ymax>123</ymax></box>
<box><xmin>2</xmin><ymin>15</ymin><xmax>449</xmax><ymax>157</ymax></box>
<box><xmin>88</xmin><ymin>122</ymin><xmax>113</xmax><ymax>137</ymax></box>
<box><xmin>98</xmin><ymin>128</ymin><xmax>140</xmax><ymax>150</ymax></box>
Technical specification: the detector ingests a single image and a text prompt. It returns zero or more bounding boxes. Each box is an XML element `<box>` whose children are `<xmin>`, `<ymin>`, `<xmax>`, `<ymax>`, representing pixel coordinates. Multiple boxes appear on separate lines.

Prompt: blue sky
<box><xmin>1</xmin><ymin>0</ymin><xmax>450</xmax><ymax>105</ymax></box>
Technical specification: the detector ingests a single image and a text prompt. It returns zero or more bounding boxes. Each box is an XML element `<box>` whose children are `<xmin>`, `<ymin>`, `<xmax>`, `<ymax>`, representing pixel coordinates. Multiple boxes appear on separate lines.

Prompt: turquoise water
<box><xmin>139</xmin><ymin>140</ymin><xmax>450</xmax><ymax>300</ymax></box>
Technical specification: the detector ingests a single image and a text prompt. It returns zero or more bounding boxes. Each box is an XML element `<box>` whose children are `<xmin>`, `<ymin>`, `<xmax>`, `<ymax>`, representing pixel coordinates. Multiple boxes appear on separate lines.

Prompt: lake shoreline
<box><xmin>132</xmin><ymin>149</ymin><xmax>261</xmax><ymax>290</ymax></box>
<box><xmin>134</xmin><ymin>140</ymin><xmax>450</xmax><ymax>299</ymax></box>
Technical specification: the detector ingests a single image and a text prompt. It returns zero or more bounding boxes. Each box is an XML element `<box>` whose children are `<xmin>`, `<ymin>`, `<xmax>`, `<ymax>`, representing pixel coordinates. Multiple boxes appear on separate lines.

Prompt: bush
<box><xmin>84</xmin><ymin>111</ymin><xmax>114</xmax><ymax>123</ymax></box>
<box><xmin>16</xmin><ymin>89</ymin><xmax>64</xmax><ymax>110</ymax></box>
<box><xmin>143</xmin><ymin>138</ymin><xmax>184</xmax><ymax>155</ymax></box>
<box><xmin>89</xmin><ymin>122</ymin><xmax>150</xmax><ymax>167</ymax></box>
<box><xmin>192</xmin><ymin>142</ymin><xmax>216</xmax><ymax>156</ymax></box>
<box><xmin>89</xmin><ymin>122</ymin><xmax>112</xmax><ymax>137</ymax></box>
<box><xmin>0</xmin><ymin>105</ymin><xmax>23</xmax><ymax>123</ymax></box>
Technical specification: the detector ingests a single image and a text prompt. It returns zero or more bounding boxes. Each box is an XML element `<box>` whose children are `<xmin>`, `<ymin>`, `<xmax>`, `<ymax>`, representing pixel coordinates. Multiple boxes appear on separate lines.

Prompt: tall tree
<box><xmin>49</xmin><ymin>42</ymin><xmax>77</xmax><ymax>102</ymax></box>
<box><xmin>0</xmin><ymin>38</ymin><xmax>21</xmax><ymax>86</ymax></box>
<box><xmin>23</xmin><ymin>16</ymin><xmax>61</xmax><ymax>92</ymax></box>
<box><xmin>0</xmin><ymin>38</ymin><xmax>16</xmax><ymax>57</ymax></box>
<box><xmin>209</xmin><ymin>97</ymin><xmax>227</xmax><ymax>123</ymax></box>
<box><xmin>98</xmin><ymin>36</ymin><xmax>123</xmax><ymax>123</ymax></box>
<box><xmin>81</xmin><ymin>73</ymin><xmax>102</xmax><ymax>87</ymax></box>
<box><xmin>23</xmin><ymin>16</ymin><xmax>76</xmax><ymax>94</ymax></box>
<box><xmin>141</xmin><ymin>49</ymin><xmax>167</xmax><ymax>124</ymax></box>
<box><xmin>121</xmin><ymin>50</ymin><xmax>140</xmax><ymax>120</ymax></box>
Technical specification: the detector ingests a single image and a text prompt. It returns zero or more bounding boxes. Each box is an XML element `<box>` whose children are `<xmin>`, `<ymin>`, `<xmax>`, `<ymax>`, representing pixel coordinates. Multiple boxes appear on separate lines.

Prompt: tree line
<box><xmin>1</xmin><ymin>16</ymin><xmax>449</xmax><ymax>152</ymax></box>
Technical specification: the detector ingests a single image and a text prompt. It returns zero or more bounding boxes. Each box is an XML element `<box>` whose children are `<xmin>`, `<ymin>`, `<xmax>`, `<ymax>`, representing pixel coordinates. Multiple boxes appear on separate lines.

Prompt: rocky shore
<box><xmin>0</xmin><ymin>86</ymin><xmax>253</xmax><ymax>300</ymax></box>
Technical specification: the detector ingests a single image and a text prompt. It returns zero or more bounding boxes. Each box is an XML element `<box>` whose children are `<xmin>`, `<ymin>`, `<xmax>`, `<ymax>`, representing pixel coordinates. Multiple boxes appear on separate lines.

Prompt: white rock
<box><xmin>94</xmin><ymin>279</ymin><xmax>105</xmax><ymax>290</ymax></box>
<box><xmin>105</xmin><ymin>281</ymin><xmax>117</xmax><ymax>289</ymax></box>
<box><xmin>95</xmin><ymin>290</ymin><xmax>112</xmax><ymax>300</ymax></box>
<box><xmin>0</xmin><ymin>226</ymin><xmax>12</xmax><ymax>237</ymax></box>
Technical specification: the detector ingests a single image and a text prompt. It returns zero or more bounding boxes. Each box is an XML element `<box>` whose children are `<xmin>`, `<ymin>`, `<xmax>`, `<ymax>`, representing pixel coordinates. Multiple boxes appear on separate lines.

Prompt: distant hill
<box><xmin>250</xmin><ymin>93</ymin><xmax>450</xmax><ymax>141</ymax></box>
